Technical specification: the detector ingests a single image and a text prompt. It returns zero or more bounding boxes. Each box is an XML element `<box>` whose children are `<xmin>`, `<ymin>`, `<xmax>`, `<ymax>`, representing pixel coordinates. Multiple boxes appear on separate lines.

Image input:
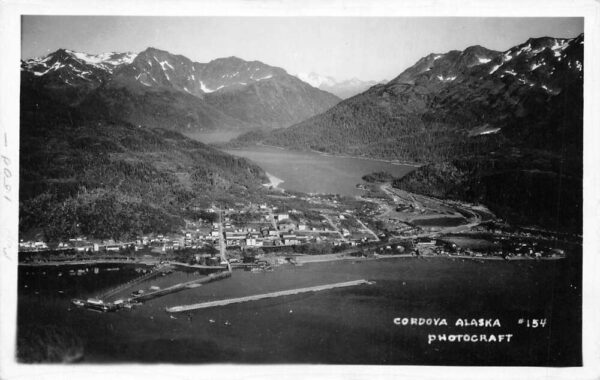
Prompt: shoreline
<box><xmin>226</xmin><ymin>143</ymin><xmax>421</xmax><ymax>168</ymax></box>
<box><xmin>309</xmin><ymin>148</ymin><xmax>421</xmax><ymax>168</ymax></box>
<box><xmin>263</xmin><ymin>172</ymin><xmax>284</xmax><ymax>188</ymax></box>
<box><xmin>18</xmin><ymin>251</ymin><xmax>566</xmax><ymax>268</ymax></box>
<box><xmin>19</xmin><ymin>259</ymin><xmax>157</xmax><ymax>267</ymax></box>
<box><xmin>288</xmin><ymin>252</ymin><xmax>564</xmax><ymax>265</ymax></box>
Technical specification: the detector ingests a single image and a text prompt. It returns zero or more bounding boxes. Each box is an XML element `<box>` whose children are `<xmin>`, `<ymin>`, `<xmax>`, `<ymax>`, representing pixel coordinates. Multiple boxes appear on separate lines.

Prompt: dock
<box><xmin>170</xmin><ymin>262</ymin><xmax>228</xmax><ymax>270</ymax></box>
<box><xmin>97</xmin><ymin>267</ymin><xmax>166</xmax><ymax>300</ymax></box>
<box><xmin>165</xmin><ymin>279</ymin><xmax>370</xmax><ymax>312</ymax></box>
<box><xmin>133</xmin><ymin>271</ymin><xmax>231</xmax><ymax>302</ymax></box>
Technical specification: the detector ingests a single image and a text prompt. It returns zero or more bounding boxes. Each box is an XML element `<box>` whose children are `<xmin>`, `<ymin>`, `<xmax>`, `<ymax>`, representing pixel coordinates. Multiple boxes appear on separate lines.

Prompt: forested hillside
<box><xmin>229</xmin><ymin>35</ymin><xmax>584</xmax><ymax>232</ymax></box>
<box><xmin>19</xmin><ymin>87</ymin><xmax>268</xmax><ymax>241</ymax></box>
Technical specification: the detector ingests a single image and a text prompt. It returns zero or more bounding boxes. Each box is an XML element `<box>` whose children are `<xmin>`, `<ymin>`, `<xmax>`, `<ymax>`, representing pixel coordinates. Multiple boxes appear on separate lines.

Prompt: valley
<box><xmin>228</xmin><ymin>34</ymin><xmax>583</xmax><ymax>233</ymax></box>
<box><xmin>15</xmin><ymin>22</ymin><xmax>584</xmax><ymax>366</ymax></box>
<box><xmin>222</xmin><ymin>145</ymin><xmax>416</xmax><ymax>196</ymax></box>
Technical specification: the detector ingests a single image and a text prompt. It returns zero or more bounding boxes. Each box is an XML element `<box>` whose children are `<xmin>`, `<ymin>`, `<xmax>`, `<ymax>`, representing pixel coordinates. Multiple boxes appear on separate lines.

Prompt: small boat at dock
<box><xmin>71</xmin><ymin>298</ymin><xmax>85</xmax><ymax>307</ymax></box>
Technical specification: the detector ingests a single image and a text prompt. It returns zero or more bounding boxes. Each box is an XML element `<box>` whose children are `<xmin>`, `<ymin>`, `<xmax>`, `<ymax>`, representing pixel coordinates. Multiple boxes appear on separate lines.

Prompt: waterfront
<box><xmin>17</xmin><ymin>254</ymin><xmax>581</xmax><ymax>365</ymax></box>
<box><xmin>222</xmin><ymin>146</ymin><xmax>415</xmax><ymax>196</ymax></box>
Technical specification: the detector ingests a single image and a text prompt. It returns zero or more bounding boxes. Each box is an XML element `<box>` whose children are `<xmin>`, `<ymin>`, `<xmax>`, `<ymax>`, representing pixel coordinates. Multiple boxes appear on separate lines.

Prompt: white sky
<box><xmin>22</xmin><ymin>16</ymin><xmax>583</xmax><ymax>82</ymax></box>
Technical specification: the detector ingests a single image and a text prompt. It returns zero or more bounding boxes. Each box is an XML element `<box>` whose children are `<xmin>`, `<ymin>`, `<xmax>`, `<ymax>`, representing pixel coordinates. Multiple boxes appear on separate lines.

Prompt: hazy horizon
<box><xmin>22</xmin><ymin>16</ymin><xmax>583</xmax><ymax>82</ymax></box>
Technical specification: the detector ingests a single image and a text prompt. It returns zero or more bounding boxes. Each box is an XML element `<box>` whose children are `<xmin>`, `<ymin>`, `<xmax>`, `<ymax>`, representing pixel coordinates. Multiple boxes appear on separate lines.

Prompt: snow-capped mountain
<box><xmin>258</xmin><ymin>34</ymin><xmax>583</xmax><ymax>152</ymax></box>
<box><xmin>296</xmin><ymin>72</ymin><xmax>384</xmax><ymax>99</ymax></box>
<box><xmin>231</xmin><ymin>34</ymin><xmax>584</xmax><ymax>232</ymax></box>
<box><xmin>390</xmin><ymin>36</ymin><xmax>582</xmax><ymax>94</ymax></box>
<box><xmin>21</xmin><ymin>47</ymin><xmax>340</xmax><ymax>131</ymax></box>
<box><xmin>20</xmin><ymin>49</ymin><xmax>140</xmax><ymax>105</ymax></box>
<box><xmin>110</xmin><ymin>48</ymin><xmax>288</xmax><ymax>99</ymax></box>
<box><xmin>21</xmin><ymin>49</ymin><xmax>137</xmax><ymax>77</ymax></box>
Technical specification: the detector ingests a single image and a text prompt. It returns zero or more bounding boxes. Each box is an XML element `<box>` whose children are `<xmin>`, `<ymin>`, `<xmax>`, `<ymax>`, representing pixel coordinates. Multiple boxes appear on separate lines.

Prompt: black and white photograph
<box><xmin>1</xmin><ymin>0</ymin><xmax>599</xmax><ymax>379</ymax></box>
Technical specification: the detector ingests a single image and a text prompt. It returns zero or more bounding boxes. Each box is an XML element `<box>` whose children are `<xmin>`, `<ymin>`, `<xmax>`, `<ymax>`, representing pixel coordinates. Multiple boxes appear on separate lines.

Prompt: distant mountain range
<box><xmin>21</xmin><ymin>48</ymin><xmax>340</xmax><ymax>134</ymax></box>
<box><xmin>230</xmin><ymin>34</ymin><xmax>584</xmax><ymax>232</ymax></box>
<box><xmin>296</xmin><ymin>72</ymin><xmax>387</xmax><ymax>99</ymax></box>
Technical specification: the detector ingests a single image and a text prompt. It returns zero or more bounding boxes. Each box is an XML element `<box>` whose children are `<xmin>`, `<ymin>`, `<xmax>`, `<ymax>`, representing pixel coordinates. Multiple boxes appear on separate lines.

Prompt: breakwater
<box><xmin>165</xmin><ymin>279</ymin><xmax>370</xmax><ymax>312</ymax></box>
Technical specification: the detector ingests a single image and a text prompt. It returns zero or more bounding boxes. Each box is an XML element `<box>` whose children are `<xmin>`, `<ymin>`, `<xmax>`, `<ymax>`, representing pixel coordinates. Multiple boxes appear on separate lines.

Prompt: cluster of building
<box><xmin>408</xmin><ymin>237</ymin><xmax>566</xmax><ymax>259</ymax></box>
<box><xmin>18</xmin><ymin>199</ymin><xmax>385</xmax><ymax>260</ymax></box>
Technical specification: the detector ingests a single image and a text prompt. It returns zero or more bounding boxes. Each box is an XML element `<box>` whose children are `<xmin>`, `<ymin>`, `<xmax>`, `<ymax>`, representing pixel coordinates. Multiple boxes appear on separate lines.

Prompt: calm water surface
<box><xmin>18</xmin><ymin>255</ymin><xmax>581</xmax><ymax>365</ymax></box>
<box><xmin>222</xmin><ymin>146</ymin><xmax>415</xmax><ymax>196</ymax></box>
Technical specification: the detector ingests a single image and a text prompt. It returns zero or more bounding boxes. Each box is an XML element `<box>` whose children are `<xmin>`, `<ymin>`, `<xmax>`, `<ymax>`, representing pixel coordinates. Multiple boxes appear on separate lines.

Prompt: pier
<box><xmin>97</xmin><ymin>267</ymin><xmax>166</xmax><ymax>300</ymax></box>
<box><xmin>132</xmin><ymin>271</ymin><xmax>232</xmax><ymax>302</ymax></box>
<box><xmin>171</xmin><ymin>262</ymin><xmax>227</xmax><ymax>270</ymax></box>
<box><xmin>165</xmin><ymin>279</ymin><xmax>370</xmax><ymax>312</ymax></box>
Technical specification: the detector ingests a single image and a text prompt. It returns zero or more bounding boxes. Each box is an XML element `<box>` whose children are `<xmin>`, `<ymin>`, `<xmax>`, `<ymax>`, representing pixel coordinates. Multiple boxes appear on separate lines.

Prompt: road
<box><xmin>321</xmin><ymin>213</ymin><xmax>348</xmax><ymax>242</ymax></box>
<box><xmin>354</xmin><ymin>216</ymin><xmax>380</xmax><ymax>241</ymax></box>
<box><xmin>377</xmin><ymin>183</ymin><xmax>483</xmax><ymax>236</ymax></box>
<box><xmin>214</xmin><ymin>205</ymin><xmax>232</xmax><ymax>271</ymax></box>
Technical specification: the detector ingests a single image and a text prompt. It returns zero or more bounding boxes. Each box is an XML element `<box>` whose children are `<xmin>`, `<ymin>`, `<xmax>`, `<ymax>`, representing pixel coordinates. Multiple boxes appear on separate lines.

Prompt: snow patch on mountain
<box><xmin>296</xmin><ymin>72</ymin><xmax>336</xmax><ymax>88</ymax></box>
<box><xmin>200</xmin><ymin>81</ymin><xmax>214</xmax><ymax>93</ymax></box>
<box><xmin>159</xmin><ymin>60</ymin><xmax>174</xmax><ymax>71</ymax></box>
<box><xmin>489</xmin><ymin>64</ymin><xmax>502</xmax><ymax>74</ymax></box>
<box><xmin>531</xmin><ymin>62</ymin><xmax>543</xmax><ymax>70</ymax></box>
<box><xmin>253</xmin><ymin>74</ymin><xmax>273</xmax><ymax>81</ymax></box>
<box><xmin>33</xmin><ymin>61</ymin><xmax>64</xmax><ymax>76</ymax></box>
<box><xmin>67</xmin><ymin>50</ymin><xmax>137</xmax><ymax>71</ymax></box>
<box><xmin>200</xmin><ymin>81</ymin><xmax>225</xmax><ymax>93</ymax></box>
<box><xmin>437</xmin><ymin>74</ymin><xmax>457</xmax><ymax>81</ymax></box>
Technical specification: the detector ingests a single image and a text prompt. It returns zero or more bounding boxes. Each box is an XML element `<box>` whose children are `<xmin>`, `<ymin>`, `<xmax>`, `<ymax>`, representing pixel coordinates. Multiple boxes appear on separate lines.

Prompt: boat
<box><xmin>83</xmin><ymin>298</ymin><xmax>108</xmax><ymax>312</ymax></box>
<box><xmin>71</xmin><ymin>298</ymin><xmax>85</xmax><ymax>307</ymax></box>
<box><xmin>82</xmin><ymin>298</ymin><xmax>119</xmax><ymax>312</ymax></box>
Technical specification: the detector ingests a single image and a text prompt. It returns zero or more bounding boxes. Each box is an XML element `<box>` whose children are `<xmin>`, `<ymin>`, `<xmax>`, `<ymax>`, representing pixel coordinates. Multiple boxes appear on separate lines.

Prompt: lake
<box><xmin>222</xmin><ymin>146</ymin><xmax>415</xmax><ymax>196</ymax></box>
<box><xmin>17</xmin><ymin>254</ymin><xmax>581</xmax><ymax>365</ymax></box>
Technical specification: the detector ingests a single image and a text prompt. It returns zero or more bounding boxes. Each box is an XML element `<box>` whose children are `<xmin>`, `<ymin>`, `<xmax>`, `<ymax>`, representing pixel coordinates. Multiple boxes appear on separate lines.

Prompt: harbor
<box><xmin>17</xmin><ymin>249</ymin><xmax>581</xmax><ymax>365</ymax></box>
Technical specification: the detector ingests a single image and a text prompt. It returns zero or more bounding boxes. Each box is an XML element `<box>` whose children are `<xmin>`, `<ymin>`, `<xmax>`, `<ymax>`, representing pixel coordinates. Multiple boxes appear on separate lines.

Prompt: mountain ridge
<box><xmin>229</xmin><ymin>34</ymin><xmax>584</xmax><ymax>232</ymax></box>
<box><xmin>21</xmin><ymin>47</ymin><xmax>341</xmax><ymax>134</ymax></box>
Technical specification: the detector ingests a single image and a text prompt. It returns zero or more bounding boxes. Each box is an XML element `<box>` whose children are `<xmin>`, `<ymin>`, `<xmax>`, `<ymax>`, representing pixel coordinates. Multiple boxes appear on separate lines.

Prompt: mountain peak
<box><xmin>141</xmin><ymin>46</ymin><xmax>168</xmax><ymax>54</ymax></box>
<box><xmin>22</xmin><ymin>46</ymin><xmax>340</xmax><ymax>131</ymax></box>
<box><xmin>295</xmin><ymin>72</ymin><xmax>381</xmax><ymax>99</ymax></box>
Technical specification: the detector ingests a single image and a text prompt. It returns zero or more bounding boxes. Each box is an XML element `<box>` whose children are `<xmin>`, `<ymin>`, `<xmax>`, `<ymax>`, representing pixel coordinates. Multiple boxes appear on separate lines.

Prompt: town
<box><xmin>19</xmin><ymin>183</ymin><xmax>573</xmax><ymax>266</ymax></box>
